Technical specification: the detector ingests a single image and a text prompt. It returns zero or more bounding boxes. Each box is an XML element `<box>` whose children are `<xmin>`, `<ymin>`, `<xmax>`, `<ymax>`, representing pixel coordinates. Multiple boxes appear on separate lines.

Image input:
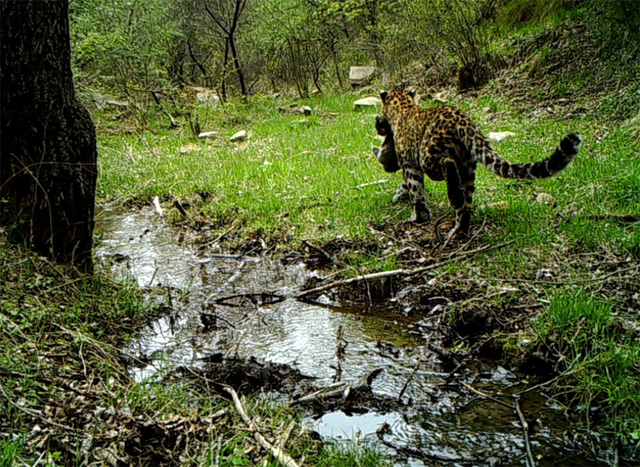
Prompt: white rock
<box><xmin>197</xmin><ymin>131</ymin><xmax>220</xmax><ymax>139</ymax></box>
<box><xmin>353</xmin><ymin>97</ymin><xmax>381</xmax><ymax>110</ymax></box>
<box><xmin>487</xmin><ymin>131</ymin><xmax>516</xmax><ymax>141</ymax></box>
<box><xmin>230</xmin><ymin>130</ymin><xmax>247</xmax><ymax>142</ymax></box>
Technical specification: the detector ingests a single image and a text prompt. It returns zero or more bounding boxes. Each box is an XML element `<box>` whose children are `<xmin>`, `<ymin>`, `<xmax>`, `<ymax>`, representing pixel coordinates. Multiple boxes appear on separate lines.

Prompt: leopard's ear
<box><xmin>408</xmin><ymin>89</ymin><xmax>416</xmax><ymax>98</ymax></box>
<box><xmin>380</xmin><ymin>90</ymin><xmax>388</xmax><ymax>102</ymax></box>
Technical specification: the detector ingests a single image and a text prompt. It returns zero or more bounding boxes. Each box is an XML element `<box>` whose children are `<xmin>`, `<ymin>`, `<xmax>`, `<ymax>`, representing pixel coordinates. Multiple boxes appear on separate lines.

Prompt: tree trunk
<box><xmin>228</xmin><ymin>35</ymin><xmax>247</xmax><ymax>96</ymax></box>
<box><xmin>1</xmin><ymin>0</ymin><xmax>98</xmax><ymax>272</ymax></box>
<box><xmin>220</xmin><ymin>38</ymin><xmax>230</xmax><ymax>102</ymax></box>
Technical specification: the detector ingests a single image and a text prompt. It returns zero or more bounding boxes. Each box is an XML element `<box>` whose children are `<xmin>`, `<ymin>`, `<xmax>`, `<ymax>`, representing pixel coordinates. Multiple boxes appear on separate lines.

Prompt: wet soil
<box><xmin>95</xmin><ymin>206</ymin><xmax>635</xmax><ymax>466</ymax></box>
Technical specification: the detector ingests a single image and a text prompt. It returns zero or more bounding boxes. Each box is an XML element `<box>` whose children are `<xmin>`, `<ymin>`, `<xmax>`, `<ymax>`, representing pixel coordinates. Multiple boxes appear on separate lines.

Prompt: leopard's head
<box><xmin>379</xmin><ymin>89</ymin><xmax>417</xmax><ymax>123</ymax></box>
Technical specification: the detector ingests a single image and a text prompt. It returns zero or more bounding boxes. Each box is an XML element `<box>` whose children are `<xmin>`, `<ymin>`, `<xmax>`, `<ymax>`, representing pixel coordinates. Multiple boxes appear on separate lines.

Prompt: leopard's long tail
<box><xmin>476</xmin><ymin>133</ymin><xmax>582</xmax><ymax>180</ymax></box>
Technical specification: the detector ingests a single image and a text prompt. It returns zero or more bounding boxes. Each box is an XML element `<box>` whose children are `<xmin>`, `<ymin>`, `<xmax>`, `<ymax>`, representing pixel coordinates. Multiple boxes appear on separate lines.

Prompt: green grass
<box><xmin>97</xmin><ymin>91</ymin><xmax>640</xmax><ymax>265</ymax></box>
<box><xmin>535</xmin><ymin>291</ymin><xmax>640</xmax><ymax>441</ymax></box>
<box><xmin>97</xmin><ymin>93</ymin><xmax>401</xmax><ymax>241</ymax></box>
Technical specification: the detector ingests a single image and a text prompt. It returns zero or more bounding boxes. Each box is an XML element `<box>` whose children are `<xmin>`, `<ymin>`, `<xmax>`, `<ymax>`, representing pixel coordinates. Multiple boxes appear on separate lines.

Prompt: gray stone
<box><xmin>349</xmin><ymin>66</ymin><xmax>377</xmax><ymax>86</ymax></box>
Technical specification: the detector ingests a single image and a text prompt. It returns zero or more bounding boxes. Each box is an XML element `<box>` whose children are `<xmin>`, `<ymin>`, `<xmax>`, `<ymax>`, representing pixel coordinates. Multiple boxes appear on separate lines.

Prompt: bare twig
<box><xmin>202</xmin><ymin>253</ymin><xmax>261</xmax><ymax>262</ymax></box>
<box><xmin>514</xmin><ymin>396</ymin><xmax>537</xmax><ymax>467</ymax></box>
<box><xmin>197</xmin><ymin>220</ymin><xmax>240</xmax><ymax>252</ymax></box>
<box><xmin>289</xmin><ymin>382</ymin><xmax>347</xmax><ymax>406</ymax></box>
<box><xmin>0</xmin><ymin>384</ymin><xmax>76</xmax><ymax>432</ymax></box>
<box><xmin>173</xmin><ymin>199</ymin><xmax>189</xmax><ymax>218</ymax></box>
<box><xmin>398</xmin><ymin>363</ymin><xmax>419</xmax><ymax>403</ymax></box>
<box><xmin>162</xmin><ymin>109</ymin><xmax>180</xmax><ymax>128</ymax></box>
<box><xmin>296</xmin><ymin>241</ymin><xmax>513</xmax><ymax>298</ymax></box>
<box><xmin>461</xmin><ymin>382</ymin><xmax>537</xmax><ymax>466</ymax></box>
<box><xmin>351</xmin><ymin>179</ymin><xmax>389</xmax><ymax>189</ymax></box>
<box><xmin>460</xmin><ymin>381</ymin><xmax>512</xmax><ymax>409</ymax></box>
<box><xmin>140</xmin><ymin>136</ymin><xmax>158</xmax><ymax>158</ymax></box>
<box><xmin>278</xmin><ymin>420</ymin><xmax>297</xmax><ymax>450</ymax></box>
<box><xmin>224</xmin><ymin>386</ymin><xmax>300</xmax><ymax>467</ymax></box>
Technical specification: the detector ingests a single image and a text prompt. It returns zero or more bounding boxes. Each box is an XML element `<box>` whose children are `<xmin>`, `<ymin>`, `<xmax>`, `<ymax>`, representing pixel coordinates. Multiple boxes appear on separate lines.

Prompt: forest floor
<box><xmin>3</xmin><ymin>39</ymin><xmax>640</xmax><ymax>467</ymax></box>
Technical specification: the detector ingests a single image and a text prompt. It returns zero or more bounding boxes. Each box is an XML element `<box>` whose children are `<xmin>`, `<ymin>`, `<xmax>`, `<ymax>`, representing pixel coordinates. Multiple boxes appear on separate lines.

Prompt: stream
<box><xmin>95</xmin><ymin>206</ymin><xmax>623</xmax><ymax>466</ymax></box>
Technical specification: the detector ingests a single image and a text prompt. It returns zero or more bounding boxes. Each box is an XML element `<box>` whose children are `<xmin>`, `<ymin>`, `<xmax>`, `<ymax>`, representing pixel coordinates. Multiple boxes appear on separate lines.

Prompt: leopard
<box><xmin>376</xmin><ymin>88</ymin><xmax>582</xmax><ymax>237</ymax></box>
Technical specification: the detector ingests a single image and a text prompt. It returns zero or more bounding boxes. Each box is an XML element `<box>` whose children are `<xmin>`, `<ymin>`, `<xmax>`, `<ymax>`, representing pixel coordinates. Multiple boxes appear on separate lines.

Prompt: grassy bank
<box><xmin>97</xmin><ymin>89</ymin><xmax>640</xmax><ymax>260</ymax></box>
<box><xmin>0</xmin><ymin>242</ymin><xmax>387</xmax><ymax>466</ymax></box>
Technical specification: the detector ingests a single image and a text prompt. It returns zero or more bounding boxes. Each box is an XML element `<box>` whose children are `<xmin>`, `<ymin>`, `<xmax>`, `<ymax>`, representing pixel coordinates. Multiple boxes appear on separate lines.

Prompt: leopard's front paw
<box><xmin>392</xmin><ymin>184</ymin><xmax>410</xmax><ymax>204</ymax></box>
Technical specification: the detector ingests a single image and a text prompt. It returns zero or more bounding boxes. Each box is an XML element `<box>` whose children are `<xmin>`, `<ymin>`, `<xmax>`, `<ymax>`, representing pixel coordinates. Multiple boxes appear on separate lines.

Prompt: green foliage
<box><xmin>70</xmin><ymin>0</ymin><xmax>178</xmax><ymax>90</ymax></box>
<box><xmin>0</xmin><ymin>438</ymin><xmax>21</xmax><ymax>467</ymax></box>
<box><xmin>536</xmin><ymin>291</ymin><xmax>640</xmax><ymax>440</ymax></box>
<box><xmin>69</xmin><ymin>0</ymin><xmax>640</xmax><ymax>95</ymax></box>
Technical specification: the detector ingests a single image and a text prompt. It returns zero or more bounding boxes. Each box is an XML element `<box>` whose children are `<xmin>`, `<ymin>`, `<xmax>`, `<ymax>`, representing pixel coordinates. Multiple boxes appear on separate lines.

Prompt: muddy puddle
<box><xmin>95</xmin><ymin>206</ymin><xmax>626</xmax><ymax>466</ymax></box>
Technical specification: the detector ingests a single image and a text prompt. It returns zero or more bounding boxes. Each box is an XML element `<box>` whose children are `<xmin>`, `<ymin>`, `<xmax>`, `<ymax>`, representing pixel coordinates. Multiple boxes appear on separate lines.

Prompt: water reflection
<box><xmin>95</xmin><ymin>206</ymin><xmax>618</xmax><ymax>466</ymax></box>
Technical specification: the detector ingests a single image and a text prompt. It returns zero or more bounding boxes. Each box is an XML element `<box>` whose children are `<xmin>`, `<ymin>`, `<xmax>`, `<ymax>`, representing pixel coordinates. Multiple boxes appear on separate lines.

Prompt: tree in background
<box><xmin>67</xmin><ymin>0</ymin><xmax>640</xmax><ymax>96</ymax></box>
<box><xmin>1</xmin><ymin>0</ymin><xmax>98</xmax><ymax>272</ymax></box>
<box><xmin>203</xmin><ymin>0</ymin><xmax>250</xmax><ymax>97</ymax></box>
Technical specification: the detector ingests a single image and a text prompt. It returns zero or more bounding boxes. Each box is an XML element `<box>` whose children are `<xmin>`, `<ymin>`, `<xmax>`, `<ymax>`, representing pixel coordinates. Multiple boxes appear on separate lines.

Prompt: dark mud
<box><xmin>95</xmin><ymin>206</ymin><xmax>634</xmax><ymax>466</ymax></box>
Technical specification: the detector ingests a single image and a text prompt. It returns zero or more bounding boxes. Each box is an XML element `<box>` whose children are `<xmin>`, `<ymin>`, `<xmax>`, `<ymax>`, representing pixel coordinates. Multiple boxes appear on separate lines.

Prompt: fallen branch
<box><xmin>296</xmin><ymin>241</ymin><xmax>513</xmax><ymax>298</ymax></box>
<box><xmin>278</xmin><ymin>420</ymin><xmax>297</xmax><ymax>450</ymax></box>
<box><xmin>224</xmin><ymin>386</ymin><xmax>300</xmax><ymax>467</ymax></box>
<box><xmin>202</xmin><ymin>253</ymin><xmax>261</xmax><ymax>262</ymax></box>
<box><xmin>289</xmin><ymin>382</ymin><xmax>347</xmax><ymax>407</ymax></box>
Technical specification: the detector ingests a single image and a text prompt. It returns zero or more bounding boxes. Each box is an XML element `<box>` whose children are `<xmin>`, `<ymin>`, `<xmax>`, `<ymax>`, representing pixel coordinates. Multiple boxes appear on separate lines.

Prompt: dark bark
<box><xmin>220</xmin><ymin>38</ymin><xmax>230</xmax><ymax>102</ymax></box>
<box><xmin>1</xmin><ymin>0</ymin><xmax>98</xmax><ymax>272</ymax></box>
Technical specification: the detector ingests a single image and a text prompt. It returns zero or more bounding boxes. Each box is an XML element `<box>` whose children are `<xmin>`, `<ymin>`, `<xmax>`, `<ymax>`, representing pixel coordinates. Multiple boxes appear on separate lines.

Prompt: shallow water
<box><xmin>95</xmin><ymin>206</ymin><xmax>621</xmax><ymax>466</ymax></box>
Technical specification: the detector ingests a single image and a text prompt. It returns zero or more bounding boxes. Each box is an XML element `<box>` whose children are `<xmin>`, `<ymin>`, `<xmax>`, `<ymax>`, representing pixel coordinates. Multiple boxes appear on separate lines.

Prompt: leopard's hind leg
<box><xmin>444</xmin><ymin>157</ymin><xmax>475</xmax><ymax>237</ymax></box>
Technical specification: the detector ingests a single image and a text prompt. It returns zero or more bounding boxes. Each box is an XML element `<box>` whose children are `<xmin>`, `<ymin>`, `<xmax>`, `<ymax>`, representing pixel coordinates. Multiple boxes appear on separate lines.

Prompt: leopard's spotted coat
<box><xmin>376</xmin><ymin>89</ymin><xmax>582</xmax><ymax>236</ymax></box>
